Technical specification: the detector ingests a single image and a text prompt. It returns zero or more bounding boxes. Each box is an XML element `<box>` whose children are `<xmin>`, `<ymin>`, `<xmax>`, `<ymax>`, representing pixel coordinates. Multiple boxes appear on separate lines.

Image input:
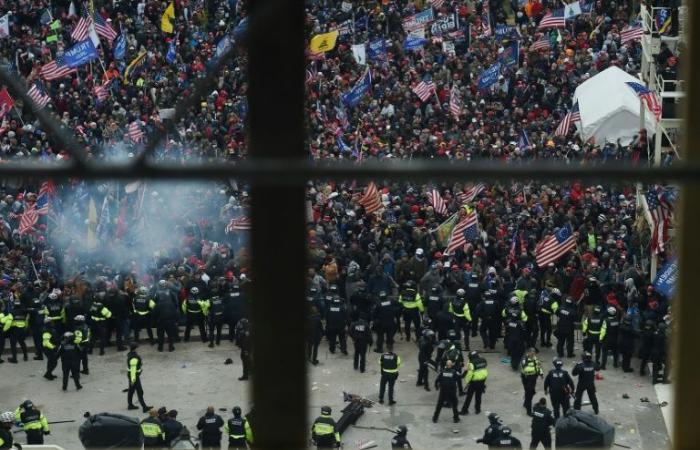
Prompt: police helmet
<box><xmin>469</xmin><ymin>350</ymin><xmax>479</xmax><ymax>359</ymax></box>
<box><xmin>396</xmin><ymin>425</ymin><xmax>408</xmax><ymax>436</ymax></box>
<box><xmin>309</xmin><ymin>287</ymin><xmax>318</xmax><ymax>294</ymax></box>
<box><xmin>63</xmin><ymin>332</ymin><xmax>74</xmax><ymax>339</ymax></box>
<box><xmin>158</xmin><ymin>279</ymin><xmax>167</xmax><ymax>288</ymax></box>
<box><xmin>378</xmin><ymin>291</ymin><xmax>388</xmax><ymax>299</ymax></box>
<box><xmin>321</xmin><ymin>406</ymin><xmax>332</xmax><ymax>415</ymax></box>
<box><xmin>232</xmin><ymin>406</ymin><xmax>242</xmax><ymax>416</ymax></box>
<box><xmin>21</xmin><ymin>400</ymin><xmax>34</xmax><ymax>410</ymax></box>
<box><xmin>329</xmin><ymin>284</ymin><xmax>338</xmax><ymax>293</ymax></box>
<box><xmin>607</xmin><ymin>306</ymin><xmax>616</xmax><ymax>316</ymax></box>
<box><xmin>487</xmin><ymin>412</ymin><xmax>500</xmax><ymax>422</ymax></box>
<box><xmin>0</xmin><ymin>411</ymin><xmax>14</xmax><ymax>423</ymax></box>
<box><xmin>583</xmin><ymin>351</ymin><xmax>592</xmax><ymax>361</ymax></box>
<box><xmin>405</xmin><ymin>280</ymin><xmax>416</xmax><ymax>290</ymax></box>
<box><xmin>553</xmin><ymin>358</ymin><xmax>563</xmax><ymax>368</ymax></box>
<box><xmin>456</xmin><ymin>288</ymin><xmax>466</xmax><ymax>297</ymax></box>
<box><xmin>509</xmin><ymin>296</ymin><xmax>518</xmax><ymax>305</ymax></box>
<box><xmin>501</xmin><ymin>427</ymin><xmax>512</xmax><ymax>436</ymax></box>
<box><xmin>593</xmin><ymin>305</ymin><xmax>602</xmax><ymax>314</ymax></box>
<box><xmin>74</xmin><ymin>315</ymin><xmax>85</xmax><ymax>322</ymax></box>
<box><xmin>190</xmin><ymin>287</ymin><xmax>199</xmax><ymax>295</ymax></box>
<box><xmin>431</xmin><ymin>286</ymin><xmax>440</xmax><ymax>294</ymax></box>
<box><xmin>138</xmin><ymin>286</ymin><xmax>148</xmax><ymax>295</ymax></box>
<box><xmin>564</xmin><ymin>296</ymin><xmax>574</xmax><ymax>305</ymax></box>
<box><xmin>550</xmin><ymin>288</ymin><xmax>561</xmax><ymax>299</ymax></box>
<box><xmin>423</xmin><ymin>329</ymin><xmax>435</xmax><ymax>338</ymax></box>
<box><xmin>49</xmin><ymin>292</ymin><xmax>58</xmax><ymax>301</ymax></box>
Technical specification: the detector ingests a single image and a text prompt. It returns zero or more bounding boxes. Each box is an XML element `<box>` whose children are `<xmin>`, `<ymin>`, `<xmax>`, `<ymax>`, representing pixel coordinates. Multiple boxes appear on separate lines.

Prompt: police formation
<box><xmin>305</xmin><ymin>276</ymin><xmax>670</xmax><ymax>448</ymax></box>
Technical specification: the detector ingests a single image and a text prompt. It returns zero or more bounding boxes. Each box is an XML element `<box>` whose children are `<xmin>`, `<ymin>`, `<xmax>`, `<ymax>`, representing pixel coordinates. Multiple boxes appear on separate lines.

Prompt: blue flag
<box><xmin>654</xmin><ymin>258</ymin><xmax>677</xmax><ymax>298</ymax></box>
<box><xmin>342</xmin><ymin>68</ymin><xmax>372</xmax><ymax>108</ymax></box>
<box><xmin>216</xmin><ymin>34</ymin><xmax>232</xmax><ymax>58</ymax></box>
<box><xmin>336</xmin><ymin>136</ymin><xmax>352</xmax><ymax>154</ymax></box>
<box><xmin>40</xmin><ymin>9</ymin><xmax>52</xmax><ymax>26</ymax></box>
<box><xmin>166</xmin><ymin>39</ymin><xmax>177</xmax><ymax>64</ymax></box>
<box><xmin>404</xmin><ymin>34</ymin><xmax>427</xmax><ymax>51</ymax></box>
<box><xmin>233</xmin><ymin>17</ymin><xmax>248</xmax><ymax>39</ymax></box>
<box><xmin>477</xmin><ymin>63</ymin><xmax>501</xmax><ymax>91</ymax></box>
<box><xmin>494</xmin><ymin>24</ymin><xmax>518</xmax><ymax>41</ymax></box>
<box><xmin>114</xmin><ymin>33</ymin><xmax>126</xmax><ymax>60</ymax></box>
<box><xmin>498</xmin><ymin>41</ymin><xmax>518</xmax><ymax>67</ymax></box>
<box><xmin>368</xmin><ymin>39</ymin><xmax>387</xmax><ymax>61</ymax></box>
<box><xmin>63</xmin><ymin>39</ymin><xmax>99</xmax><ymax>68</ymax></box>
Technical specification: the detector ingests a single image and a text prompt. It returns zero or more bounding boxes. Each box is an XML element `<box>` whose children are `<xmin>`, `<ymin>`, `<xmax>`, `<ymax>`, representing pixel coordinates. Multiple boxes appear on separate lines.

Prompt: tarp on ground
<box><xmin>573</xmin><ymin>66</ymin><xmax>657</xmax><ymax>146</ymax></box>
<box><xmin>79</xmin><ymin>412</ymin><xmax>143</xmax><ymax>448</ymax></box>
<box><xmin>555</xmin><ymin>409</ymin><xmax>615</xmax><ymax>448</ymax></box>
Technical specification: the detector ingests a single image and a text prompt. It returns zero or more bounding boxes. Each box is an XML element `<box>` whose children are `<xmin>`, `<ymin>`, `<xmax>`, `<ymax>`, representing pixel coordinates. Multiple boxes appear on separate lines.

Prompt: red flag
<box><xmin>0</xmin><ymin>88</ymin><xmax>14</xmax><ymax>120</ymax></box>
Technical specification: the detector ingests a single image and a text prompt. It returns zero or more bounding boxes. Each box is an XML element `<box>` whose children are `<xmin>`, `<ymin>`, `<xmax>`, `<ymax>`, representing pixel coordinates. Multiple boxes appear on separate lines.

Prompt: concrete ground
<box><xmin>2</xmin><ymin>333</ymin><xmax>669</xmax><ymax>449</ymax></box>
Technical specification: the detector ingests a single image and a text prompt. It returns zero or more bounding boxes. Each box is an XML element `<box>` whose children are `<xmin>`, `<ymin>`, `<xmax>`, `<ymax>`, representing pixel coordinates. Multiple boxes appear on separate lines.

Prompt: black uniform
<box><xmin>41</xmin><ymin>323</ymin><xmax>59</xmax><ymax>379</ymax></box>
<box><xmin>307</xmin><ymin>310</ymin><xmax>324</xmax><ymax>364</ymax></box>
<box><xmin>208</xmin><ymin>295</ymin><xmax>225</xmax><ymax>346</ymax></box>
<box><xmin>651</xmin><ymin>324</ymin><xmax>669</xmax><ymax>384</ymax></box>
<box><xmin>225</xmin><ymin>415</ymin><xmax>249</xmax><ymax>449</ymax></box>
<box><xmin>504</xmin><ymin>318</ymin><xmax>527</xmax><ymax>371</ymax></box>
<box><xmin>449</xmin><ymin>294</ymin><xmax>471</xmax><ymax>350</ymax></box>
<box><xmin>88</xmin><ymin>299</ymin><xmax>110</xmax><ymax>355</ymax></box>
<box><xmin>235</xmin><ymin>319</ymin><xmax>252</xmax><ymax>380</ymax></box>
<box><xmin>476</xmin><ymin>293</ymin><xmax>500</xmax><ymax>349</ymax></box>
<box><xmin>618</xmin><ymin>319</ymin><xmax>637</xmax><ymax>373</ymax></box>
<box><xmin>425</xmin><ymin>289</ymin><xmax>444</xmax><ymax>324</ymax></box>
<box><xmin>555</xmin><ymin>302</ymin><xmax>577</xmax><ymax>358</ymax></box>
<box><xmin>432</xmin><ymin>367</ymin><xmax>462</xmax><ymax>423</ymax></box>
<box><xmin>601</xmin><ymin>312</ymin><xmax>620</xmax><ymax>369</ymax></box>
<box><xmin>74</xmin><ymin>322</ymin><xmax>91</xmax><ymax>373</ymax></box>
<box><xmin>225</xmin><ymin>286</ymin><xmax>247</xmax><ymax>341</ymax></box>
<box><xmin>127</xmin><ymin>349</ymin><xmax>149</xmax><ymax>411</ymax></box>
<box><xmin>492</xmin><ymin>435</ymin><xmax>522</xmax><ymax>449</ymax></box>
<box><xmin>373</xmin><ymin>295</ymin><xmax>400</xmax><ymax>352</ymax></box>
<box><xmin>523</xmin><ymin>293</ymin><xmax>539</xmax><ymax>349</ymax></box>
<box><xmin>131</xmin><ymin>294</ymin><xmax>155</xmax><ymax>344</ymax></box>
<box><xmin>379</xmin><ymin>351</ymin><xmax>400</xmax><ymax>404</ymax></box>
<box><xmin>9</xmin><ymin>301</ymin><xmax>29</xmax><ymax>361</ymax></box>
<box><xmin>349</xmin><ymin>318</ymin><xmax>372</xmax><ymax>372</ymax></box>
<box><xmin>391</xmin><ymin>433</ymin><xmax>412</xmax><ymax>449</ymax></box>
<box><xmin>582</xmin><ymin>312</ymin><xmax>606</xmax><ymax>364</ymax></box>
<box><xmin>435</xmin><ymin>308</ymin><xmax>455</xmax><ymax>341</ymax></box>
<box><xmin>538</xmin><ymin>293</ymin><xmax>559</xmax><ymax>347</ymax></box>
<box><xmin>105</xmin><ymin>290</ymin><xmax>128</xmax><ymax>350</ymax></box>
<box><xmin>27</xmin><ymin>296</ymin><xmax>45</xmax><ymax>359</ymax></box>
<box><xmin>152</xmin><ymin>295</ymin><xmax>178</xmax><ymax>352</ymax></box>
<box><xmin>530</xmin><ymin>403</ymin><xmax>555</xmax><ymax>449</ymax></box>
<box><xmin>58</xmin><ymin>338</ymin><xmax>82</xmax><ymax>390</ymax></box>
<box><xmin>638</xmin><ymin>321</ymin><xmax>656</xmax><ymax>376</ymax></box>
<box><xmin>183</xmin><ymin>295</ymin><xmax>208</xmax><ymax>342</ymax></box>
<box><xmin>416</xmin><ymin>333</ymin><xmax>435</xmax><ymax>390</ymax></box>
<box><xmin>196</xmin><ymin>411</ymin><xmax>224</xmax><ymax>448</ymax></box>
<box><xmin>0</xmin><ymin>428</ymin><xmax>14</xmax><ymax>449</ymax></box>
<box><xmin>543</xmin><ymin>367</ymin><xmax>574</xmax><ymax>419</ymax></box>
<box><xmin>325</xmin><ymin>298</ymin><xmax>348</xmax><ymax>355</ymax></box>
<box><xmin>572</xmin><ymin>359</ymin><xmax>599</xmax><ymax>414</ymax></box>
<box><xmin>465</xmin><ymin>276</ymin><xmax>482</xmax><ymax>337</ymax></box>
<box><xmin>477</xmin><ymin>418</ymin><xmax>503</xmax><ymax>447</ymax></box>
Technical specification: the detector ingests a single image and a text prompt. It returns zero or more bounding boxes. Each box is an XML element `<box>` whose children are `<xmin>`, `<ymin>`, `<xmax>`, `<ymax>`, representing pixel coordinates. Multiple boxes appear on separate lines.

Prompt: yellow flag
<box><xmin>124</xmin><ymin>51</ymin><xmax>147</xmax><ymax>83</ymax></box>
<box><xmin>309</xmin><ymin>31</ymin><xmax>339</xmax><ymax>53</ymax></box>
<box><xmin>161</xmin><ymin>2</ymin><xmax>175</xmax><ymax>33</ymax></box>
<box><xmin>87</xmin><ymin>197</ymin><xmax>98</xmax><ymax>250</ymax></box>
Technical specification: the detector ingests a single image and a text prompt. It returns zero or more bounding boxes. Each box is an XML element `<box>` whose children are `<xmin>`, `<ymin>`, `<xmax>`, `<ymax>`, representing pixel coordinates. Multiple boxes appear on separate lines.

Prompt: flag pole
<box><xmin>13</xmin><ymin>105</ymin><xmax>25</xmax><ymax>126</ymax></box>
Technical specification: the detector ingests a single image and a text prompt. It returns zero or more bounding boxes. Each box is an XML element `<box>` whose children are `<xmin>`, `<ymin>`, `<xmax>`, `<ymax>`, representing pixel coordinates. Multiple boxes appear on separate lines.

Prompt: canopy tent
<box><xmin>573</xmin><ymin>66</ymin><xmax>657</xmax><ymax>145</ymax></box>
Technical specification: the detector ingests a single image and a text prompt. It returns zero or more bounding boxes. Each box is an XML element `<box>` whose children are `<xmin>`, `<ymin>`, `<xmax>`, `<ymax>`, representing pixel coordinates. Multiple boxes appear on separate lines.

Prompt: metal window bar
<box><xmin>0</xmin><ymin>0</ymin><xmax>696</xmax><ymax>448</ymax></box>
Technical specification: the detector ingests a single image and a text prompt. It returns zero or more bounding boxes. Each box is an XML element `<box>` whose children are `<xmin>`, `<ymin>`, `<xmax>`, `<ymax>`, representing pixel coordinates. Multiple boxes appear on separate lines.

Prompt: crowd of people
<box><xmin>0</xmin><ymin>0</ymin><xmax>683</xmax><ymax>448</ymax></box>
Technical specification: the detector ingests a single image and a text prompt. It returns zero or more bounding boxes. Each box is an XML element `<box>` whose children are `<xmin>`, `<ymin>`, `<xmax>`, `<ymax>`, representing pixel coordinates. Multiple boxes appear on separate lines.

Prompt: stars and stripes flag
<box><xmin>19</xmin><ymin>205</ymin><xmax>39</xmax><ymax>235</ymax></box>
<box><xmin>127</xmin><ymin>121</ymin><xmax>144</xmax><ymax>142</ymax></box>
<box><xmin>446</xmin><ymin>209</ymin><xmax>478</xmax><ymax>254</ymax></box>
<box><xmin>93</xmin><ymin>12</ymin><xmax>117</xmax><ymax>43</ymax></box>
<box><xmin>645</xmin><ymin>185</ymin><xmax>674</xmax><ymax>254</ymax></box>
<box><xmin>94</xmin><ymin>81</ymin><xmax>111</xmax><ymax>102</ymax></box>
<box><xmin>554</xmin><ymin>102</ymin><xmax>580</xmax><ymax>136</ymax></box>
<box><xmin>449</xmin><ymin>84</ymin><xmax>461</xmax><ymax>118</ymax></box>
<box><xmin>459</xmin><ymin>183</ymin><xmax>485</xmax><ymax>204</ymax></box>
<box><xmin>538</xmin><ymin>9</ymin><xmax>565</xmax><ymax>30</ymax></box>
<box><xmin>620</xmin><ymin>23</ymin><xmax>644</xmax><ymax>45</ymax></box>
<box><xmin>431</xmin><ymin>0</ymin><xmax>445</xmax><ymax>9</ymax></box>
<box><xmin>507</xmin><ymin>229</ymin><xmax>518</xmax><ymax>267</ymax></box>
<box><xmin>535</xmin><ymin>223</ymin><xmax>576</xmax><ymax>267</ymax></box>
<box><xmin>530</xmin><ymin>37</ymin><xmax>551</xmax><ymax>51</ymax></box>
<box><xmin>480</xmin><ymin>3</ymin><xmax>491</xmax><ymax>36</ymax></box>
<box><xmin>412</xmin><ymin>81</ymin><xmax>436</xmax><ymax>102</ymax></box>
<box><xmin>27</xmin><ymin>82</ymin><xmax>51</xmax><ymax>110</ymax></box>
<box><xmin>225</xmin><ymin>216</ymin><xmax>251</xmax><ymax>233</ymax></box>
<box><xmin>429</xmin><ymin>189</ymin><xmax>447</xmax><ymax>216</ymax></box>
<box><xmin>36</xmin><ymin>181</ymin><xmax>55</xmax><ymax>215</ymax></box>
<box><xmin>71</xmin><ymin>14</ymin><xmax>93</xmax><ymax>41</ymax></box>
<box><xmin>626</xmin><ymin>82</ymin><xmax>661</xmax><ymax>121</ymax></box>
<box><xmin>40</xmin><ymin>57</ymin><xmax>77</xmax><ymax>80</ymax></box>
<box><xmin>358</xmin><ymin>181</ymin><xmax>383</xmax><ymax>214</ymax></box>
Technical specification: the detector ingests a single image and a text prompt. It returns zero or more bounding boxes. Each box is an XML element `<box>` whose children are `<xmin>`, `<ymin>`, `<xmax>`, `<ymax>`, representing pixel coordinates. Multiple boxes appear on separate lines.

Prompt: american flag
<box><xmin>71</xmin><ymin>15</ymin><xmax>93</xmax><ymax>41</ymax></box>
<box><xmin>645</xmin><ymin>185</ymin><xmax>674</xmax><ymax>254</ymax></box>
<box><xmin>429</xmin><ymin>189</ymin><xmax>447</xmax><ymax>216</ymax></box>
<box><xmin>538</xmin><ymin>9</ymin><xmax>566</xmax><ymax>30</ymax></box>
<box><xmin>27</xmin><ymin>82</ymin><xmax>51</xmax><ymax>110</ymax></box>
<box><xmin>225</xmin><ymin>216</ymin><xmax>251</xmax><ymax>233</ymax></box>
<box><xmin>626</xmin><ymin>82</ymin><xmax>661</xmax><ymax>121</ymax></box>
<box><xmin>449</xmin><ymin>84</ymin><xmax>461</xmax><ymax>118</ymax></box>
<box><xmin>358</xmin><ymin>182</ymin><xmax>383</xmax><ymax>214</ymax></box>
<box><xmin>19</xmin><ymin>205</ymin><xmax>39</xmax><ymax>235</ymax></box>
<box><xmin>530</xmin><ymin>37</ymin><xmax>551</xmax><ymax>51</ymax></box>
<box><xmin>535</xmin><ymin>223</ymin><xmax>576</xmax><ymax>267</ymax></box>
<box><xmin>412</xmin><ymin>81</ymin><xmax>436</xmax><ymax>102</ymax></box>
<box><xmin>127</xmin><ymin>121</ymin><xmax>144</xmax><ymax>142</ymax></box>
<box><xmin>481</xmin><ymin>3</ymin><xmax>491</xmax><ymax>36</ymax></box>
<box><xmin>554</xmin><ymin>102</ymin><xmax>580</xmax><ymax>137</ymax></box>
<box><xmin>93</xmin><ymin>12</ymin><xmax>117</xmax><ymax>43</ymax></box>
<box><xmin>459</xmin><ymin>183</ymin><xmax>485</xmax><ymax>204</ymax></box>
<box><xmin>36</xmin><ymin>181</ymin><xmax>55</xmax><ymax>215</ymax></box>
<box><xmin>40</xmin><ymin>57</ymin><xmax>77</xmax><ymax>80</ymax></box>
<box><xmin>507</xmin><ymin>229</ymin><xmax>518</xmax><ymax>267</ymax></box>
<box><xmin>94</xmin><ymin>82</ymin><xmax>110</xmax><ymax>102</ymax></box>
<box><xmin>446</xmin><ymin>209</ymin><xmax>478</xmax><ymax>254</ymax></box>
<box><xmin>620</xmin><ymin>23</ymin><xmax>644</xmax><ymax>45</ymax></box>
<box><xmin>431</xmin><ymin>0</ymin><xmax>445</xmax><ymax>9</ymax></box>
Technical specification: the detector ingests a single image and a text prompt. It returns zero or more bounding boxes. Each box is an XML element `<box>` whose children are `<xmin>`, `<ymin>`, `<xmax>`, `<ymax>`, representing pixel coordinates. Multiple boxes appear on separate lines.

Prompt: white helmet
<box><xmin>456</xmin><ymin>288</ymin><xmax>466</xmax><ymax>297</ymax></box>
<box><xmin>190</xmin><ymin>287</ymin><xmax>199</xmax><ymax>295</ymax></box>
<box><xmin>607</xmin><ymin>306</ymin><xmax>616</xmax><ymax>315</ymax></box>
<box><xmin>0</xmin><ymin>411</ymin><xmax>14</xmax><ymax>423</ymax></box>
<box><xmin>138</xmin><ymin>286</ymin><xmax>148</xmax><ymax>295</ymax></box>
<box><xmin>49</xmin><ymin>292</ymin><xmax>58</xmax><ymax>300</ymax></box>
<box><xmin>74</xmin><ymin>315</ymin><xmax>85</xmax><ymax>322</ymax></box>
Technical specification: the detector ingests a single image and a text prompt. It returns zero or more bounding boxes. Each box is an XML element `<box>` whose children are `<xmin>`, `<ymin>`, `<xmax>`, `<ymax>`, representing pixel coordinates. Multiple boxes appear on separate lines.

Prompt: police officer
<box><xmin>196</xmin><ymin>406</ymin><xmax>224</xmax><ymax>449</ymax></box>
<box><xmin>311</xmin><ymin>406</ymin><xmax>340</xmax><ymax>449</ymax></box>
<box><xmin>73</xmin><ymin>315</ymin><xmax>91</xmax><ymax>374</ymax></box>
<box><xmin>140</xmin><ymin>409</ymin><xmax>165</xmax><ymax>448</ymax></box>
<box><xmin>425</xmin><ymin>286</ymin><xmax>444</xmax><ymax>324</ymax></box>
<box><xmin>235</xmin><ymin>318</ymin><xmax>252</xmax><ymax>380</ymax></box>
<box><xmin>504</xmin><ymin>312</ymin><xmax>527</xmax><ymax>371</ymax></box>
<box><xmin>391</xmin><ymin>425</ymin><xmax>412</xmax><ymax>449</ymax></box>
<box><xmin>638</xmin><ymin>319</ymin><xmax>656</xmax><ymax>376</ymax></box>
<box><xmin>127</xmin><ymin>343</ymin><xmax>153</xmax><ymax>412</ymax></box>
<box><xmin>183</xmin><ymin>287</ymin><xmax>209</xmax><ymax>343</ymax></box>
<box><xmin>539</xmin><ymin>289</ymin><xmax>560</xmax><ymax>348</ymax></box>
<box><xmin>651</xmin><ymin>322</ymin><xmax>669</xmax><ymax>384</ymax></box>
<box><xmin>349</xmin><ymin>313</ymin><xmax>372</xmax><ymax>372</ymax></box>
<box><xmin>476</xmin><ymin>290</ymin><xmax>500</xmax><ymax>349</ymax></box>
<box><xmin>207</xmin><ymin>293</ymin><xmax>226</xmax><ymax>347</ymax></box>
<box><xmin>131</xmin><ymin>286</ymin><xmax>155</xmax><ymax>345</ymax></box>
<box><xmin>555</xmin><ymin>296</ymin><xmax>577</xmax><ymax>358</ymax></box>
<box><xmin>523</xmin><ymin>290</ymin><xmax>540</xmax><ymax>349</ymax></box>
<box><xmin>89</xmin><ymin>292</ymin><xmax>112</xmax><ymax>355</ymax></box>
<box><xmin>417</xmin><ymin>329</ymin><xmax>436</xmax><ymax>391</ymax></box>
<box><xmin>8</xmin><ymin>297</ymin><xmax>29</xmax><ymax>362</ymax></box>
<box><xmin>582</xmin><ymin>305</ymin><xmax>607</xmax><ymax>365</ymax></box>
<box><xmin>530</xmin><ymin>398</ymin><xmax>555</xmax><ymax>449</ymax></box>
<box><xmin>225</xmin><ymin>282</ymin><xmax>248</xmax><ymax>342</ymax></box>
<box><xmin>601</xmin><ymin>306</ymin><xmax>620</xmax><ymax>370</ymax></box>
<box><xmin>15</xmin><ymin>400</ymin><xmax>49</xmax><ymax>444</ymax></box>
<box><xmin>307</xmin><ymin>287</ymin><xmax>325</xmax><ymax>317</ymax></box>
<box><xmin>465</xmin><ymin>272</ymin><xmax>483</xmax><ymax>337</ymax></box>
<box><xmin>0</xmin><ymin>304</ymin><xmax>10</xmax><ymax>363</ymax></box>
<box><xmin>399</xmin><ymin>281</ymin><xmax>424</xmax><ymax>342</ymax></box>
<box><xmin>41</xmin><ymin>318</ymin><xmax>59</xmax><ymax>380</ymax></box>
<box><xmin>325</xmin><ymin>296</ymin><xmax>348</xmax><ymax>355</ymax></box>
<box><xmin>43</xmin><ymin>292</ymin><xmax>65</xmax><ymax>336</ymax></box>
<box><xmin>573</xmin><ymin>352</ymin><xmax>599</xmax><ymax>414</ymax></box>
<box><xmin>543</xmin><ymin>359</ymin><xmax>575</xmax><ymax>419</ymax></box>
<box><xmin>58</xmin><ymin>331</ymin><xmax>82</xmax><ymax>391</ymax></box>
<box><xmin>432</xmin><ymin>360</ymin><xmax>461</xmax><ymax>423</ymax></box>
<box><xmin>104</xmin><ymin>286</ymin><xmax>128</xmax><ymax>351</ymax></box>
<box><xmin>502</xmin><ymin>296</ymin><xmax>528</xmax><ymax>322</ymax></box>
<box><xmin>308</xmin><ymin>306</ymin><xmax>323</xmax><ymax>365</ymax></box>
<box><xmin>461</xmin><ymin>350</ymin><xmax>488</xmax><ymax>415</ymax></box>
<box><xmin>225</xmin><ymin>406</ymin><xmax>252</xmax><ymax>449</ymax></box>
<box><xmin>619</xmin><ymin>316</ymin><xmax>637</xmax><ymax>373</ymax></box>
<box><xmin>0</xmin><ymin>411</ymin><xmax>15</xmax><ymax>449</ymax></box>
<box><xmin>521</xmin><ymin>348</ymin><xmax>543</xmax><ymax>416</ymax></box>
<box><xmin>491</xmin><ymin>427</ymin><xmax>522</xmax><ymax>449</ymax></box>
<box><xmin>449</xmin><ymin>288</ymin><xmax>473</xmax><ymax>350</ymax></box>
<box><xmin>477</xmin><ymin>412</ymin><xmax>504</xmax><ymax>447</ymax></box>
<box><xmin>152</xmin><ymin>289</ymin><xmax>178</xmax><ymax>352</ymax></box>
<box><xmin>379</xmin><ymin>350</ymin><xmax>401</xmax><ymax>405</ymax></box>
<box><xmin>435</xmin><ymin>304</ymin><xmax>456</xmax><ymax>341</ymax></box>
<box><xmin>440</xmin><ymin>332</ymin><xmax>465</xmax><ymax>372</ymax></box>
<box><xmin>27</xmin><ymin>295</ymin><xmax>45</xmax><ymax>360</ymax></box>
<box><xmin>162</xmin><ymin>410</ymin><xmax>184</xmax><ymax>447</ymax></box>
<box><xmin>64</xmin><ymin>295</ymin><xmax>87</xmax><ymax>331</ymax></box>
<box><xmin>373</xmin><ymin>291</ymin><xmax>400</xmax><ymax>352</ymax></box>
<box><xmin>350</xmin><ymin>284</ymin><xmax>372</xmax><ymax>318</ymax></box>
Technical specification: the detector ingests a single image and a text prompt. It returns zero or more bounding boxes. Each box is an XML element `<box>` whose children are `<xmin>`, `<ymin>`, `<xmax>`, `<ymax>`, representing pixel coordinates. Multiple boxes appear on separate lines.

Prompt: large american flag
<box><xmin>93</xmin><ymin>12</ymin><xmax>117</xmax><ymax>43</ymax></box>
<box><xmin>507</xmin><ymin>229</ymin><xmax>518</xmax><ymax>267</ymax></box>
<box><xmin>71</xmin><ymin>15</ymin><xmax>93</xmax><ymax>41</ymax></box>
<box><xmin>225</xmin><ymin>216</ymin><xmax>251</xmax><ymax>233</ymax></box>
<box><xmin>431</xmin><ymin>0</ymin><xmax>445</xmax><ymax>9</ymax></box>
<box><xmin>620</xmin><ymin>23</ymin><xmax>644</xmax><ymax>45</ymax></box>
<box><xmin>446</xmin><ymin>209</ymin><xmax>478</xmax><ymax>254</ymax></box>
<box><xmin>127</xmin><ymin>121</ymin><xmax>144</xmax><ymax>142</ymax></box>
<box><xmin>358</xmin><ymin>182</ymin><xmax>383</xmax><ymax>214</ymax></box>
<box><xmin>94</xmin><ymin>82</ymin><xmax>110</xmax><ymax>102</ymax></box>
<box><xmin>535</xmin><ymin>224</ymin><xmax>576</xmax><ymax>267</ymax></box>
<box><xmin>36</xmin><ymin>181</ymin><xmax>55</xmax><ymax>215</ymax></box>
<box><xmin>429</xmin><ymin>189</ymin><xmax>447</xmax><ymax>216</ymax></box>
<box><xmin>530</xmin><ymin>37</ymin><xmax>551</xmax><ymax>51</ymax></box>
<box><xmin>27</xmin><ymin>82</ymin><xmax>51</xmax><ymax>110</ymax></box>
<box><xmin>538</xmin><ymin>9</ymin><xmax>566</xmax><ymax>30</ymax></box>
<box><xmin>481</xmin><ymin>3</ymin><xmax>491</xmax><ymax>36</ymax></box>
<box><xmin>555</xmin><ymin>102</ymin><xmax>580</xmax><ymax>136</ymax></box>
<box><xmin>412</xmin><ymin>81</ymin><xmax>436</xmax><ymax>102</ymax></box>
<box><xmin>449</xmin><ymin>84</ymin><xmax>461</xmax><ymax>118</ymax></box>
<box><xmin>459</xmin><ymin>183</ymin><xmax>485</xmax><ymax>204</ymax></box>
<box><xmin>40</xmin><ymin>57</ymin><xmax>77</xmax><ymax>80</ymax></box>
<box><xmin>626</xmin><ymin>82</ymin><xmax>661</xmax><ymax>121</ymax></box>
<box><xmin>19</xmin><ymin>205</ymin><xmax>39</xmax><ymax>235</ymax></box>
<box><xmin>645</xmin><ymin>185</ymin><xmax>674</xmax><ymax>254</ymax></box>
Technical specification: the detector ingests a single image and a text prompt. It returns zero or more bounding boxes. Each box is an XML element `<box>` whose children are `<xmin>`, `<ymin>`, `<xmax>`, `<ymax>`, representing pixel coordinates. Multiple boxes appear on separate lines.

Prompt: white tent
<box><xmin>573</xmin><ymin>66</ymin><xmax>657</xmax><ymax>145</ymax></box>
